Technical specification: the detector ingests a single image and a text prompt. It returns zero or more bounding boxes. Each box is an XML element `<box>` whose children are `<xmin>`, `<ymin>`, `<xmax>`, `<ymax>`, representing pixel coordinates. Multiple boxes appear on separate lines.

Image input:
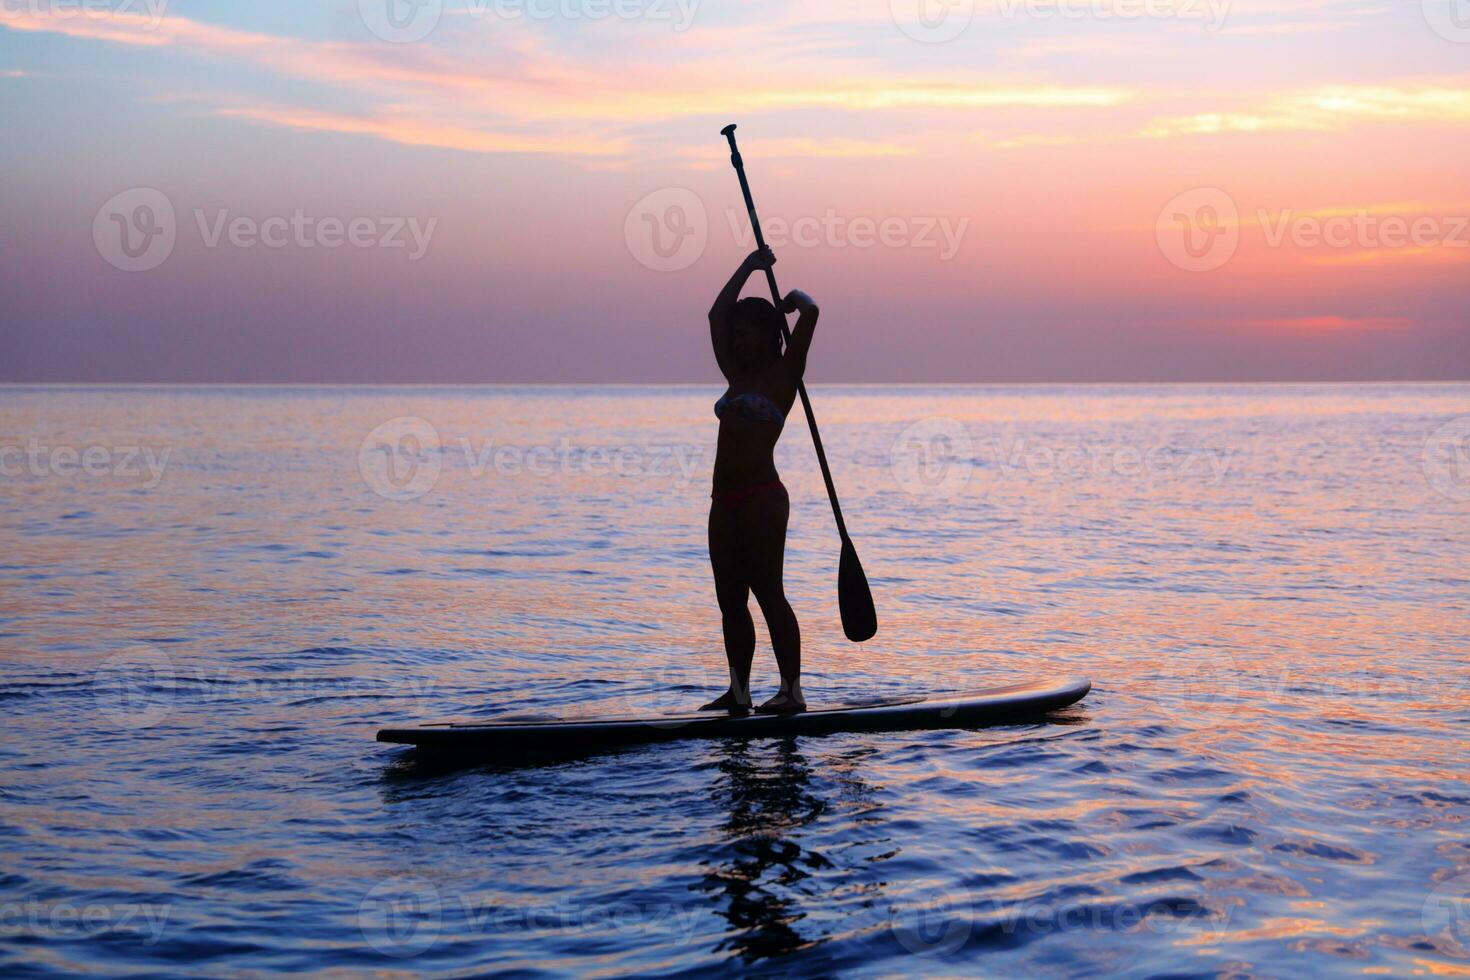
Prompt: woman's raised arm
<box><xmin>709</xmin><ymin>247</ymin><xmax>774</xmax><ymax>379</ymax></box>
<box><xmin>779</xmin><ymin>288</ymin><xmax>819</xmax><ymax>380</ymax></box>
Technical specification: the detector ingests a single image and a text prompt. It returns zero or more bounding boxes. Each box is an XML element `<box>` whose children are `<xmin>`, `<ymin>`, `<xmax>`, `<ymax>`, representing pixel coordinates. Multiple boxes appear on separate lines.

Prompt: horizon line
<box><xmin>2</xmin><ymin>380</ymin><xmax>1468</xmax><ymax>389</ymax></box>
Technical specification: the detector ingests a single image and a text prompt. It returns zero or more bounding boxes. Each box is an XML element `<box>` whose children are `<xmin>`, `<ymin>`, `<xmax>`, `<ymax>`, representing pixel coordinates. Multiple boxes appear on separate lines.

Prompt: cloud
<box><xmin>1142</xmin><ymin>83</ymin><xmax>1470</xmax><ymax>137</ymax></box>
<box><xmin>1207</xmin><ymin>19</ymin><xmax>1351</xmax><ymax>35</ymax></box>
<box><xmin>1246</xmin><ymin>315</ymin><xmax>1414</xmax><ymax>330</ymax></box>
<box><xmin>7</xmin><ymin>3</ymin><xmax>1463</xmax><ymax>168</ymax></box>
<box><xmin>683</xmin><ymin>137</ymin><xmax>918</xmax><ymax>162</ymax></box>
<box><xmin>990</xmin><ymin>133</ymin><xmax>1084</xmax><ymax>149</ymax></box>
<box><xmin>753</xmin><ymin>85</ymin><xmax>1130</xmax><ymax>110</ymax></box>
<box><xmin>0</xmin><ymin>5</ymin><xmax>1140</xmax><ymax>158</ymax></box>
<box><xmin>1307</xmin><ymin>247</ymin><xmax>1469</xmax><ymax>267</ymax></box>
<box><xmin>215</xmin><ymin>105</ymin><xmax>626</xmax><ymax>156</ymax></box>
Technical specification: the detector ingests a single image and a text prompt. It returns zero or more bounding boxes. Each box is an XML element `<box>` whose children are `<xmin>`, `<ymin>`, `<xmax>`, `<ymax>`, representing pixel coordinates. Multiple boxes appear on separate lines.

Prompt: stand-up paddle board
<box><xmin>377</xmin><ymin>676</ymin><xmax>1090</xmax><ymax>754</ymax></box>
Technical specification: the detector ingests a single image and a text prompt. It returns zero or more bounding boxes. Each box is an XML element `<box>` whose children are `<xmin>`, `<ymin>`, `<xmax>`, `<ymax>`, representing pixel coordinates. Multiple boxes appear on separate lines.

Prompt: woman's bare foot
<box><xmin>756</xmin><ymin>689</ymin><xmax>806</xmax><ymax>714</ymax></box>
<box><xmin>699</xmin><ymin>687</ymin><xmax>752</xmax><ymax>712</ymax></box>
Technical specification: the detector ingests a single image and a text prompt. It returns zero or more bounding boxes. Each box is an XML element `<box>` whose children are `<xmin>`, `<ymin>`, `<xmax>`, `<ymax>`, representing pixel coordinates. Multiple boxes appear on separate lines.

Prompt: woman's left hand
<box><xmin>780</xmin><ymin>289</ymin><xmax>815</xmax><ymax>314</ymax></box>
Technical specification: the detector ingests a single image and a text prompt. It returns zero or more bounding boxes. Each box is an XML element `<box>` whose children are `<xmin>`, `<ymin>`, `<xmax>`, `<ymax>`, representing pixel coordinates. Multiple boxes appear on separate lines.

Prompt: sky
<box><xmin>1</xmin><ymin>0</ymin><xmax>1467</xmax><ymax>382</ymax></box>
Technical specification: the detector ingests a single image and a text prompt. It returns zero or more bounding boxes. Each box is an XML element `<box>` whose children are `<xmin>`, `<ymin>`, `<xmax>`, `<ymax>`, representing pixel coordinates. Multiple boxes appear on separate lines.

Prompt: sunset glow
<box><xmin>2</xmin><ymin>0</ymin><xmax>1466</xmax><ymax>381</ymax></box>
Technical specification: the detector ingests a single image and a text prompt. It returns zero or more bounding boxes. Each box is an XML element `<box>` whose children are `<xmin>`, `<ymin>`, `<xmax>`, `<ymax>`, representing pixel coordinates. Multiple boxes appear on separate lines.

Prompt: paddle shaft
<box><xmin>721</xmin><ymin>127</ymin><xmax>852</xmax><ymax>542</ymax></box>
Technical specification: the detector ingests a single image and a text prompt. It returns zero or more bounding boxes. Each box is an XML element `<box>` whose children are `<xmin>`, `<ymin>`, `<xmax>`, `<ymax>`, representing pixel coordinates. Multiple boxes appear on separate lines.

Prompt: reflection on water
<box><xmin>703</xmin><ymin>737</ymin><xmax>830</xmax><ymax>961</ymax></box>
<box><xmin>0</xmin><ymin>383</ymin><xmax>1468</xmax><ymax>976</ymax></box>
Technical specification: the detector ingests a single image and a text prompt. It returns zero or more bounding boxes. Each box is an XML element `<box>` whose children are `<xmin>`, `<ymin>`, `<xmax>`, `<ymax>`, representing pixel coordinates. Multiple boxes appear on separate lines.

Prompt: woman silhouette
<box><xmin>703</xmin><ymin>247</ymin><xmax>819</xmax><ymax>714</ymax></box>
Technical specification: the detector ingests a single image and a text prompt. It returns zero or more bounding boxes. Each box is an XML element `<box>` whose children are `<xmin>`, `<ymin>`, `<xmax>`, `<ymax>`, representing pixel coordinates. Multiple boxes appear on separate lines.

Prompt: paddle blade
<box><xmin>838</xmin><ymin>536</ymin><xmax>877</xmax><ymax>642</ymax></box>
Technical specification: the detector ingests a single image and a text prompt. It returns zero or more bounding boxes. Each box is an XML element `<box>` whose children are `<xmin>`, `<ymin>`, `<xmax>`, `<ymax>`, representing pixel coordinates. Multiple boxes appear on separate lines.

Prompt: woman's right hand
<box><xmin>743</xmin><ymin>246</ymin><xmax>776</xmax><ymax>272</ymax></box>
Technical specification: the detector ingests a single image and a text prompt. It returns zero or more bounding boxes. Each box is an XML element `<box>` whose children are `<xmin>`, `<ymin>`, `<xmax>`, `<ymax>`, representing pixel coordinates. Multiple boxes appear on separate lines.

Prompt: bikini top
<box><xmin>715</xmin><ymin>391</ymin><xmax>786</xmax><ymax>425</ymax></box>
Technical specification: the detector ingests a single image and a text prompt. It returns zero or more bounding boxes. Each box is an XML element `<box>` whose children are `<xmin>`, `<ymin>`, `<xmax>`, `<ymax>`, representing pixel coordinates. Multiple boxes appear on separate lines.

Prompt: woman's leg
<box><xmin>746</xmin><ymin>487</ymin><xmax>803</xmax><ymax>711</ymax></box>
<box><xmin>704</xmin><ymin>500</ymin><xmax>754</xmax><ymax>709</ymax></box>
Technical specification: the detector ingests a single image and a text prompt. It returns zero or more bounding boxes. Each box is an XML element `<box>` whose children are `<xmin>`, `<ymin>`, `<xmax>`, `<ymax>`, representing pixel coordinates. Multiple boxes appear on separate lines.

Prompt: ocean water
<box><xmin>1</xmin><ymin>383</ymin><xmax>1467</xmax><ymax>977</ymax></box>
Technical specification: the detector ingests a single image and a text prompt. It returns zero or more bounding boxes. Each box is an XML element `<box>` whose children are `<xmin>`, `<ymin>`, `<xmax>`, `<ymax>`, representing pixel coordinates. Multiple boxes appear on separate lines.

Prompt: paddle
<box><xmin>720</xmin><ymin>123</ymin><xmax>878</xmax><ymax>643</ymax></box>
